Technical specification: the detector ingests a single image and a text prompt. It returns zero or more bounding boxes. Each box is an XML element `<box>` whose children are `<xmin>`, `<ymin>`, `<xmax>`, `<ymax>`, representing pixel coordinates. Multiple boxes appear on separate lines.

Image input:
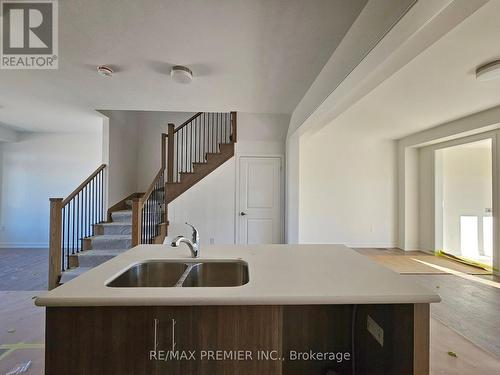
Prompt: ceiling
<box><xmin>0</xmin><ymin>0</ymin><xmax>367</xmax><ymax>133</ymax></box>
<box><xmin>329</xmin><ymin>0</ymin><xmax>500</xmax><ymax>140</ymax></box>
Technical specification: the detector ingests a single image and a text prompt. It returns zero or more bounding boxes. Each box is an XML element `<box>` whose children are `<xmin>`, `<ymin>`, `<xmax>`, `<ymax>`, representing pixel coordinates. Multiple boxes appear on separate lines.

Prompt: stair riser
<box><xmin>111</xmin><ymin>211</ymin><xmax>133</xmax><ymax>223</ymax></box>
<box><xmin>91</xmin><ymin>238</ymin><xmax>132</xmax><ymax>250</ymax></box>
<box><xmin>98</xmin><ymin>224</ymin><xmax>132</xmax><ymax>235</ymax></box>
<box><xmin>78</xmin><ymin>254</ymin><xmax>116</xmax><ymax>267</ymax></box>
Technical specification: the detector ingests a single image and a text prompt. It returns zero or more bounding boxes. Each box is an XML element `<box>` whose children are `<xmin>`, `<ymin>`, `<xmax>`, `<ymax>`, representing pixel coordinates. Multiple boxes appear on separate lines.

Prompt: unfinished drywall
<box><xmin>0</xmin><ymin>132</ymin><xmax>102</xmax><ymax>247</ymax></box>
<box><xmin>298</xmin><ymin>121</ymin><xmax>397</xmax><ymax>247</ymax></box>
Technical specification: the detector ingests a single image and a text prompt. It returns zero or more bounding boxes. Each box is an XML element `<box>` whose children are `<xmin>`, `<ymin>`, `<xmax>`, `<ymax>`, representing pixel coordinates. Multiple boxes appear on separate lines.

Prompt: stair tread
<box><xmin>100</xmin><ymin>222</ymin><xmax>132</xmax><ymax>226</ymax></box>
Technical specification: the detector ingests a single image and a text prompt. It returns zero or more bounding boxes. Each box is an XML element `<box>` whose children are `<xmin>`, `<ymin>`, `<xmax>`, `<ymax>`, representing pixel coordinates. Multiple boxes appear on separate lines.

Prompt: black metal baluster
<box><xmin>100</xmin><ymin>171</ymin><xmax>103</xmax><ymax>222</ymax></box>
<box><xmin>212</xmin><ymin>113</ymin><xmax>215</xmax><ymax>153</ymax></box>
<box><xmin>76</xmin><ymin>195</ymin><xmax>79</xmax><ymax>253</ymax></box>
<box><xmin>96</xmin><ymin>173</ymin><xmax>100</xmax><ymax>226</ymax></box>
<box><xmin>90</xmin><ymin>179</ymin><xmax>93</xmax><ymax>235</ymax></box>
<box><xmin>141</xmin><ymin>208</ymin><xmax>144</xmax><ymax>244</ymax></box>
<box><xmin>71</xmin><ymin>199</ymin><xmax>75</xmax><ymax>255</ymax></box>
<box><xmin>202</xmin><ymin>113</ymin><xmax>205</xmax><ymax>159</ymax></box>
<box><xmin>196</xmin><ymin>117</ymin><xmax>199</xmax><ymax>163</ymax></box>
<box><xmin>79</xmin><ymin>191</ymin><xmax>82</xmax><ymax>252</ymax></box>
<box><xmin>181</xmin><ymin>128</ymin><xmax>184</xmax><ymax>173</ymax></box>
<box><xmin>217</xmin><ymin>113</ymin><xmax>220</xmax><ymax>150</ymax></box>
<box><xmin>61</xmin><ymin>207</ymin><xmax>65</xmax><ymax>271</ymax></box>
<box><xmin>149</xmin><ymin>199</ymin><xmax>152</xmax><ymax>243</ymax></box>
<box><xmin>84</xmin><ymin>185</ymin><xmax>87</xmax><ymax>238</ymax></box>
<box><xmin>188</xmin><ymin>122</ymin><xmax>190</xmax><ymax>168</ymax></box>
<box><xmin>179</xmin><ymin>132</ymin><xmax>181</xmax><ymax>182</ymax></box>
<box><xmin>94</xmin><ymin>177</ymin><xmax>97</xmax><ymax>227</ymax></box>
<box><xmin>66</xmin><ymin>204</ymin><xmax>69</xmax><ymax>269</ymax></box>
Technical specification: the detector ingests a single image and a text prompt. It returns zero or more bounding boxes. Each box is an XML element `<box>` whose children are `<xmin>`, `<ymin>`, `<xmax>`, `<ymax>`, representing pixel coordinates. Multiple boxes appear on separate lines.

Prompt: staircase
<box><xmin>48</xmin><ymin>112</ymin><xmax>236</xmax><ymax>289</ymax></box>
<box><xmin>60</xmin><ymin>202</ymin><xmax>133</xmax><ymax>283</ymax></box>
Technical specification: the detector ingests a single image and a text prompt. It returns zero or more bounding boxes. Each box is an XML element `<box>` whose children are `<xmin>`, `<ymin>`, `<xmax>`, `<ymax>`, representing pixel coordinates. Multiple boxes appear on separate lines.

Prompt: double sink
<box><xmin>107</xmin><ymin>260</ymin><xmax>249</xmax><ymax>288</ymax></box>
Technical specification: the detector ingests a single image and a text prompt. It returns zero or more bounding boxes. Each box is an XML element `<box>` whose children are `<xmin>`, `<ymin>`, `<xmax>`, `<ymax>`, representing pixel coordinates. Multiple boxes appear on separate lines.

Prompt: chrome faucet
<box><xmin>171</xmin><ymin>223</ymin><xmax>200</xmax><ymax>258</ymax></box>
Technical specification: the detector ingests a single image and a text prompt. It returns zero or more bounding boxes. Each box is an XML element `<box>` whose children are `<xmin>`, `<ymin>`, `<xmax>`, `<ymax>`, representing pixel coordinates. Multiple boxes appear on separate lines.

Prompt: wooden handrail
<box><xmin>62</xmin><ymin>164</ymin><xmax>106</xmax><ymax>206</ymax></box>
<box><xmin>173</xmin><ymin>112</ymin><xmax>203</xmax><ymax>133</ymax></box>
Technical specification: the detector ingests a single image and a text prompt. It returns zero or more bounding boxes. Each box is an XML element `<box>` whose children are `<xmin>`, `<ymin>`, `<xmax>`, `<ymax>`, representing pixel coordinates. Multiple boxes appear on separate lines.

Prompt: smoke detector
<box><xmin>476</xmin><ymin>60</ymin><xmax>500</xmax><ymax>81</ymax></box>
<box><xmin>171</xmin><ymin>65</ymin><xmax>193</xmax><ymax>84</ymax></box>
<box><xmin>97</xmin><ymin>65</ymin><xmax>113</xmax><ymax>77</ymax></box>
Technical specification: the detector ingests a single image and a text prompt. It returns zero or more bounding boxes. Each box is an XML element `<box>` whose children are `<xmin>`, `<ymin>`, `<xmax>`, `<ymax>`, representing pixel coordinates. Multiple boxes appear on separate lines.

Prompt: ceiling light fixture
<box><xmin>476</xmin><ymin>60</ymin><xmax>500</xmax><ymax>81</ymax></box>
<box><xmin>97</xmin><ymin>65</ymin><xmax>113</xmax><ymax>77</ymax></box>
<box><xmin>171</xmin><ymin>65</ymin><xmax>193</xmax><ymax>84</ymax></box>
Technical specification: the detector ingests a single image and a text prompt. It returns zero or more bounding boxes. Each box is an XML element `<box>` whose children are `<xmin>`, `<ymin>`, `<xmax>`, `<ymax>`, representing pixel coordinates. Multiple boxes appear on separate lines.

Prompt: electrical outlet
<box><xmin>209</xmin><ymin>238</ymin><xmax>215</xmax><ymax>245</ymax></box>
<box><xmin>367</xmin><ymin>315</ymin><xmax>384</xmax><ymax>347</ymax></box>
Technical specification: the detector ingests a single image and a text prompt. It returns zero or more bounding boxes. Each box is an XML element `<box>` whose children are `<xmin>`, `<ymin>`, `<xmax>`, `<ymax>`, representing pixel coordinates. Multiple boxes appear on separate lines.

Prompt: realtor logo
<box><xmin>1</xmin><ymin>0</ymin><xmax>58</xmax><ymax>69</ymax></box>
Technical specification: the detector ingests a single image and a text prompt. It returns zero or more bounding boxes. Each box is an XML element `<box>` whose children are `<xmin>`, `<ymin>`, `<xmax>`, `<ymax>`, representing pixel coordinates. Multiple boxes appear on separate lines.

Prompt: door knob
<box><xmin>240</xmin><ymin>211</ymin><xmax>247</xmax><ymax>216</ymax></box>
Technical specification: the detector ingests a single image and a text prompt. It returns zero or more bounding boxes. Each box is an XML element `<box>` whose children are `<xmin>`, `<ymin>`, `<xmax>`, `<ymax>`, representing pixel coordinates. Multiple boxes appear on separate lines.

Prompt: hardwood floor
<box><xmin>409</xmin><ymin>274</ymin><xmax>500</xmax><ymax>358</ymax></box>
<box><xmin>355</xmin><ymin>248</ymin><xmax>491</xmax><ymax>275</ymax></box>
<box><xmin>355</xmin><ymin>247</ymin><xmax>500</xmax><ymax>360</ymax></box>
<box><xmin>0</xmin><ymin>248</ymin><xmax>48</xmax><ymax>291</ymax></box>
<box><xmin>431</xmin><ymin>318</ymin><xmax>499</xmax><ymax>374</ymax></box>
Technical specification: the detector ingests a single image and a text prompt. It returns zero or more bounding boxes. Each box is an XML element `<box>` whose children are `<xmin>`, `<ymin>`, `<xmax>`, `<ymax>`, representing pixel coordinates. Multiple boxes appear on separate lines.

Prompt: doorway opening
<box><xmin>435</xmin><ymin>139</ymin><xmax>493</xmax><ymax>269</ymax></box>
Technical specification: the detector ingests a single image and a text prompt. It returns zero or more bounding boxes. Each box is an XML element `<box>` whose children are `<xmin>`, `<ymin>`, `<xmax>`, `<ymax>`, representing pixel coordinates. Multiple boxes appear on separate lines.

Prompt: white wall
<box><xmin>168</xmin><ymin>112</ymin><xmax>289</xmax><ymax>244</ymax></box>
<box><xmin>104</xmin><ymin>111</ymin><xmax>140</xmax><ymax>206</ymax></box>
<box><xmin>298</xmin><ymin>122</ymin><xmax>397</xmax><ymax>247</ymax></box>
<box><xmin>135</xmin><ymin>111</ymin><xmax>196</xmax><ymax>191</ymax></box>
<box><xmin>101</xmin><ymin>111</ymin><xmax>194</xmax><ymax>205</ymax></box>
<box><xmin>0</xmin><ymin>132</ymin><xmax>102</xmax><ymax>248</ymax></box>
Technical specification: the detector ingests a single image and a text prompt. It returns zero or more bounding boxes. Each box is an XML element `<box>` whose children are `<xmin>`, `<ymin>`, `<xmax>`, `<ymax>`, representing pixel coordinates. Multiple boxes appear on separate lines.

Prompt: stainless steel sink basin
<box><xmin>106</xmin><ymin>260</ymin><xmax>249</xmax><ymax>288</ymax></box>
<box><xmin>107</xmin><ymin>261</ymin><xmax>188</xmax><ymax>287</ymax></box>
<box><xmin>181</xmin><ymin>261</ymin><xmax>249</xmax><ymax>287</ymax></box>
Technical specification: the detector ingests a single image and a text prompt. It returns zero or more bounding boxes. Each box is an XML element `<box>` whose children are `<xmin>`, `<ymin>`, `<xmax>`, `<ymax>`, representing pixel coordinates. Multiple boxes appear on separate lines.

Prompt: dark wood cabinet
<box><xmin>45</xmin><ymin>303</ymin><xmax>429</xmax><ymax>375</ymax></box>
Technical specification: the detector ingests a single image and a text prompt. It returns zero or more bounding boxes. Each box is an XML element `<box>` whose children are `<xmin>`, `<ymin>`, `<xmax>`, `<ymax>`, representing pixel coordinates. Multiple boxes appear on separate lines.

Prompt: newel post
<box><xmin>161</xmin><ymin>133</ymin><xmax>167</xmax><ymax>170</ymax></box>
<box><xmin>48</xmin><ymin>198</ymin><xmax>63</xmax><ymax>290</ymax></box>
<box><xmin>167</xmin><ymin>123</ymin><xmax>175</xmax><ymax>183</ymax></box>
<box><xmin>231</xmin><ymin>111</ymin><xmax>237</xmax><ymax>143</ymax></box>
<box><xmin>132</xmin><ymin>198</ymin><xmax>142</xmax><ymax>246</ymax></box>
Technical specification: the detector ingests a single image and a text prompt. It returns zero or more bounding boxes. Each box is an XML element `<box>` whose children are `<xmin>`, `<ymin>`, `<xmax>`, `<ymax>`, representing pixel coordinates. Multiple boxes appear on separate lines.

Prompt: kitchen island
<box><xmin>36</xmin><ymin>244</ymin><xmax>440</xmax><ymax>375</ymax></box>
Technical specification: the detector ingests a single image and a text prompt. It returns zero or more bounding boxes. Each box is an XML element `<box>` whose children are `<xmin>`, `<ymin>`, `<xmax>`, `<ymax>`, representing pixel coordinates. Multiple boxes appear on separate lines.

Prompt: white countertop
<box><xmin>35</xmin><ymin>244</ymin><xmax>440</xmax><ymax>307</ymax></box>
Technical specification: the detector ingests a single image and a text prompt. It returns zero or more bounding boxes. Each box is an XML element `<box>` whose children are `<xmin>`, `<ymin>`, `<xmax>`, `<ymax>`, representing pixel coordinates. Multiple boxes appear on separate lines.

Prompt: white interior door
<box><xmin>238</xmin><ymin>157</ymin><xmax>282</xmax><ymax>244</ymax></box>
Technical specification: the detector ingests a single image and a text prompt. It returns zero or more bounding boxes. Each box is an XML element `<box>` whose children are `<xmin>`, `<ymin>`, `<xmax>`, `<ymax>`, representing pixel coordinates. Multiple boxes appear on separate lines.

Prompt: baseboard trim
<box><xmin>346</xmin><ymin>243</ymin><xmax>398</xmax><ymax>249</ymax></box>
<box><xmin>0</xmin><ymin>243</ymin><xmax>48</xmax><ymax>249</ymax></box>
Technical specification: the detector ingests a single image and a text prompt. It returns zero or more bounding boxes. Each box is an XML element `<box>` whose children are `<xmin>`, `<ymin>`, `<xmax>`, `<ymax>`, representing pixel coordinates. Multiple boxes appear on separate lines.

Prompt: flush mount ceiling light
<box><xmin>97</xmin><ymin>65</ymin><xmax>113</xmax><ymax>77</ymax></box>
<box><xmin>476</xmin><ymin>60</ymin><xmax>500</xmax><ymax>81</ymax></box>
<box><xmin>171</xmin><ymin>65</ymin><xmax>193</xmax><ymax>84</ymax></box>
